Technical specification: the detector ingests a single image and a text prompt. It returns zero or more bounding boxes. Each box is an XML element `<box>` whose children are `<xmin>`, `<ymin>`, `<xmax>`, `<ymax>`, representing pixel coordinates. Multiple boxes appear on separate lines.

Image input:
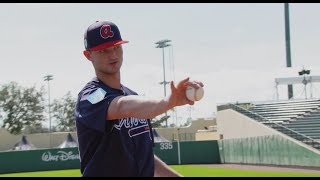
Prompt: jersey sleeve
<box><xmin>75</xmin><ymin>86</ymin><xmax>120</xmax><ymax>133</ymax></box>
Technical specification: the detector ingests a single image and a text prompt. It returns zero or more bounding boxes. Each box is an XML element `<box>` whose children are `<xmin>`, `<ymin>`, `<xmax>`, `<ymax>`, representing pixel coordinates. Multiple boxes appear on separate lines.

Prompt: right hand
<box><xmin>167</xmin><ymin>77</ymin><xmax>204</xmax><ymax>108</ymax></box>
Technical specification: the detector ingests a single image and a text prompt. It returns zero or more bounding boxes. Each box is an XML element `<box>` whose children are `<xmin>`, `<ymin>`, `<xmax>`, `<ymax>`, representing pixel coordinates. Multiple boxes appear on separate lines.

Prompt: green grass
<box><xmin>0</xmin><ymin>165</ymin><xmax>320</xmax><ymax>177</ymax></box>
<box><xmin>0</xmin><ymin>169</ymin><xmax>81</xmax><ymax>177</ymax></box>
<box><xmin>171</xmin><ymin>165</ymin><xmax>320</xmax><ymax>177</ymax></box>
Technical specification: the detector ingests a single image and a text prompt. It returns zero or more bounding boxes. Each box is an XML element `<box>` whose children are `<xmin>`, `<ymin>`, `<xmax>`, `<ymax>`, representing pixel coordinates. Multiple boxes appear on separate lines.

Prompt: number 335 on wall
<box><xmin>159</xmin><ymin>142</ymin><xmax>173</xmax><ymax>150</ymax></box>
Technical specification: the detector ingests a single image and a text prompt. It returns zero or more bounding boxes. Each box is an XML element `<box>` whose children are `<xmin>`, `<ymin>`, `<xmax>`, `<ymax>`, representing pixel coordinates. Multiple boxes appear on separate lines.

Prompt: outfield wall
<box><xmin>154</xmin><ymin>140</ymin><xmax>220</xmax><ymax>165</ymax></box>
<box><xmin>218</xmin><ymin>135</ymin><xmax>320</xmax><ymax>168</ymax></box>
<box><xmin>0</xmin><ymin>147</ymin><xmax>80</xmax><ymax>174</ymax></box>
<box><xmin>0</xmin><ymin>140</ymin><xmax>221</xmax><ymax>174</ymax></box>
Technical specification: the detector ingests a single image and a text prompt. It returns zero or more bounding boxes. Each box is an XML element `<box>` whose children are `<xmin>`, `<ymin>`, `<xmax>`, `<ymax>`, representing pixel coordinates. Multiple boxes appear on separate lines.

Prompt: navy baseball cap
<box><xmin>84</xmin><ymin>21</ymin><xmax>129</xmax><ymax>51</ymax></box>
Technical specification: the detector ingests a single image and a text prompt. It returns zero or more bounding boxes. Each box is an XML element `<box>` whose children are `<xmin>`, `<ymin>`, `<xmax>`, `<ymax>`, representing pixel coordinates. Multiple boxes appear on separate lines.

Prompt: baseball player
<box><xmin>75</xmin><ymin>20</ymin><xmax>204</xmax><ymax>177</ymax></box>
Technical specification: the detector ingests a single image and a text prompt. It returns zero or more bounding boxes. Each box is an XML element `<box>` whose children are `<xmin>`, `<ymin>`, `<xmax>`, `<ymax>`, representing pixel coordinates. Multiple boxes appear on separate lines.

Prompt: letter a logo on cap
<box><xmin>100</xmin><ymin>25</ymin><xmax>114</xmax><ymax>39</ymax></box>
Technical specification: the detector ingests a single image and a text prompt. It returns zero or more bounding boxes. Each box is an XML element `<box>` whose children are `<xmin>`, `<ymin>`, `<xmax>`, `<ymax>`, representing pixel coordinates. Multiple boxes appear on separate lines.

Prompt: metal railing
<box><xmin>218</xmin><ymin>103</ymin><xmax>320</xmax><ymax>150</ymax></box>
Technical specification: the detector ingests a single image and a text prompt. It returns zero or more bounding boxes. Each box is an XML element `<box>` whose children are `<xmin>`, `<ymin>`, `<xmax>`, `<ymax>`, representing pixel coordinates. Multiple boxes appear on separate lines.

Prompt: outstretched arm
<box><xmin>107</xmin><ymin>77</ymin><xmax>204</xmax><ymax>120</ymax></box>
<box><xmin>154</xmin><ymin>155</ymin><xmax>183</xmax><ymax>177</ymax></box>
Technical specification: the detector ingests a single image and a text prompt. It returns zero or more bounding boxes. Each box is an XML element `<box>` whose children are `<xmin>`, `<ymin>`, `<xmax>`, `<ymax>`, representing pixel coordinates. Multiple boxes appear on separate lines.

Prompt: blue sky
<box><xmin>1</xmin><ymin>3</ymin><xmax>320</xmax><ymax>127</ymax></box>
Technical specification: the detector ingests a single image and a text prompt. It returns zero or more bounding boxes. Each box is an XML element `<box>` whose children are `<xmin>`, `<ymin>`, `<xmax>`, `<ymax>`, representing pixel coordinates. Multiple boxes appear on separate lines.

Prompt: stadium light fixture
<box><xmin>155</xmin><ymin>39</ymin><xmax>171</xmax><ymax>127</ymax></box>
<box><xmin>43</xmin><ymin>74</ymin><xmax>53</xmax><ymax>147</ymax></box>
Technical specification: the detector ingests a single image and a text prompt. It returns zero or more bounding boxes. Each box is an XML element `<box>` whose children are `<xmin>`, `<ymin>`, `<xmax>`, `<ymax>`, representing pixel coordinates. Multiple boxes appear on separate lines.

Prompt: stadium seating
<box><xmin>226</xmin><ymin>98</ymin><xmax>320</xmax><ymax>150</ymax></box>
<box><xmin>285</xmin><ymin>111</ymin><xmax>320</xmax><ymax>140</ymax></box>
<box><xmin>248</xmin><ymin>99</ymin><xmax>320</xmax><ymax>125</ymax></box>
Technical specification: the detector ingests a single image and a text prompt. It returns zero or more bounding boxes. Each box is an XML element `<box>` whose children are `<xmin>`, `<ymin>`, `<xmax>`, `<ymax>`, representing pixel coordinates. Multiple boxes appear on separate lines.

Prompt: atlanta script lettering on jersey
<box><xmin>114</xmin><ymin>117</ymin><xmax>152</xmax><ymax>139</ymax></box>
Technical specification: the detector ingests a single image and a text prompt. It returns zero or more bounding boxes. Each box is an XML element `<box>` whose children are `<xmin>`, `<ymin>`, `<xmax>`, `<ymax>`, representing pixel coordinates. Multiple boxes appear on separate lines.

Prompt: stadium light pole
<box><xmin>155</xmin><ymin>39</ymin><xmax>171</xmax><ymax>127</ymax></box>
<box><xmin>284</xmin><ymin>3</ymin><xmax>293</xmax><ymax>100</ymax></box>
<box><xmin>43</xmin><ymin>74</ymin><xmax>53</xmax><ymax>147</ymax></box>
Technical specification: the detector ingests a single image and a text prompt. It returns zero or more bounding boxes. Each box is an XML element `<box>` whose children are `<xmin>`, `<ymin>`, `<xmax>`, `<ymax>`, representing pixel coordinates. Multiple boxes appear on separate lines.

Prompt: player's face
<box><xmin>89</xmin><ymin>45</ymin><xmax>123</xmax><ymax>75</ymax></box>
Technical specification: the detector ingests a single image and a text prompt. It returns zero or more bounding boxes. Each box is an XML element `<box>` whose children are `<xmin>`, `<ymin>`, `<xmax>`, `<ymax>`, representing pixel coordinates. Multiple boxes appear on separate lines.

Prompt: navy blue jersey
<box><xmin>75</xmin><ymin>77</ymin><xmax>154</xmax><ymax>177</ymax></box>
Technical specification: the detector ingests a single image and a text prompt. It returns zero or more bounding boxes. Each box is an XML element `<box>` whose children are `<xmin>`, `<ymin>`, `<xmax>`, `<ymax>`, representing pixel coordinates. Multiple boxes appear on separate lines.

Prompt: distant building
<box><xmin>152</xmin><ymin>129</ymin><xmax>170</xmax><ymax>142</ymax></box>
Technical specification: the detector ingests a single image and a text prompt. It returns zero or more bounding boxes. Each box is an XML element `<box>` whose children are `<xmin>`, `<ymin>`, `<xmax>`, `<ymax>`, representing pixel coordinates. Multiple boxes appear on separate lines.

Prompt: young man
<box><xmin>75</xmin><ymin>20</ymin><xmax>204</xmax><ymax>177</ymax></box>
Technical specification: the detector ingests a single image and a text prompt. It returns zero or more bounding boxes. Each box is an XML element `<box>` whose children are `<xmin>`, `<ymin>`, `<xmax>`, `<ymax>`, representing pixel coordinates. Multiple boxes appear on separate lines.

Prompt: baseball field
<box><xmin>1</xmin><ymin>164</ymin><xmax>320</xmax><ymax>177</ymax></box>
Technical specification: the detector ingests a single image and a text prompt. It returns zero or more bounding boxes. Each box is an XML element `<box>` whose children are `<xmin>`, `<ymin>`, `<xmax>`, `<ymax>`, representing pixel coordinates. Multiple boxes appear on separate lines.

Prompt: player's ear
<box><xmin>83</xmin><ymin>50</ymin><xmax>92</xmax><ymax>61</ymax></box>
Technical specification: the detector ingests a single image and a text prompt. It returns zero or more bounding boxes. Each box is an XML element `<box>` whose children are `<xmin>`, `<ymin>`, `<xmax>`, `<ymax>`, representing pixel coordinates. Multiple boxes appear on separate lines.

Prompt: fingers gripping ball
<box><xmin>185</xmin><ymin>86</ymin><xmax>204</xmax><ymax>101</ymax></box>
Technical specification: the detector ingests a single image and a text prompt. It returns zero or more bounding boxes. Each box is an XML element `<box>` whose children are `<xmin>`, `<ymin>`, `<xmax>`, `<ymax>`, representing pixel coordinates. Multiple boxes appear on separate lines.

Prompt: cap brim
<box><xmin>88</xmin><ymin>40</ymin><xmax>129</xmax><ymax>51</ymax></box>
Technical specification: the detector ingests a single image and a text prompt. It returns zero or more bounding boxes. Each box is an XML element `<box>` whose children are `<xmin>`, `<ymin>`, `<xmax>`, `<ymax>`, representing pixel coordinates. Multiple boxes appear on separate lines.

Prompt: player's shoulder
<box><xmin>77</xmin><ymin>77</ymin><xmax>117</xmax><ymax>104</ymax></box>
<box><xmin>79</xmin><ymin>77</ymin><xmax>102</xmax><ymax>94</ymax></box>
<box><xmin>79</xmin><ymin>77</ymin><xmax>124</xmax><ymax>97</ymax></box>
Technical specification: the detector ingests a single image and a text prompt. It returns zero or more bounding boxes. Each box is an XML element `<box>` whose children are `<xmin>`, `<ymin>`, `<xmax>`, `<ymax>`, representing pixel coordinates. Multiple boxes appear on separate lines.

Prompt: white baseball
<box><xmin>185</xmin><ymin>86</ymin><xmax>204</xmax><ymax>101</ymax></box>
